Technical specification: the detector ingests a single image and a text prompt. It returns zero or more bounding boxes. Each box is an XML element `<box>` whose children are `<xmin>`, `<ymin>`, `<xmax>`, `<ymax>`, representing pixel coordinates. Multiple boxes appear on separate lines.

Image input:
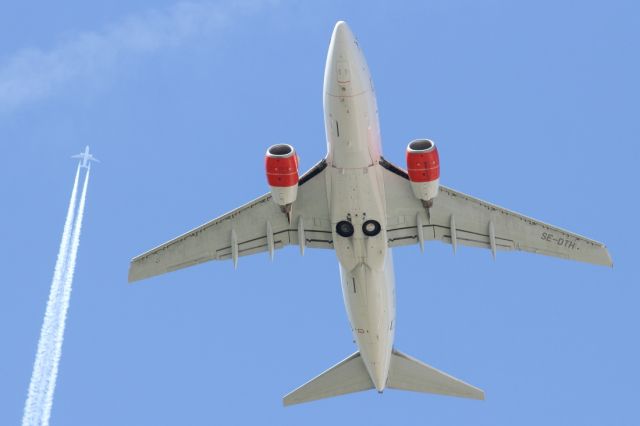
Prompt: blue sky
<box><xmin>1</xmin><ymin>1</ymin><xmax>638</xmax><ymax>424</ymax></box>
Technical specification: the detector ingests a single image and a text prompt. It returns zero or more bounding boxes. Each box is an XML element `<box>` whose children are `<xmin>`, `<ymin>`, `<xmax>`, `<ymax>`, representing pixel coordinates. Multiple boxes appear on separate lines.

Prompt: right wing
<box><xmin>128</xmin><ymin>160</ymin><xmax>333</xmax><ymax>283</ymax></box>
<box><xmin>381</xmin><ymin>159</ymin><xmax>612</xmax><ymax>266</ymax></box>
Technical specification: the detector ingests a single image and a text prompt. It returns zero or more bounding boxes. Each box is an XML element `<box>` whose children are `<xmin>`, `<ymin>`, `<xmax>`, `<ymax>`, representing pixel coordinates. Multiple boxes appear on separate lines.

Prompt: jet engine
<box><xmin>406</xmin><ymin>139</ymin><xmax>440</xmax><ymax>208</ymax></box>
<box><xmin>265</xmin><ymin>144</ymin><xmax>299</xmax><ymax>215</ymax></box>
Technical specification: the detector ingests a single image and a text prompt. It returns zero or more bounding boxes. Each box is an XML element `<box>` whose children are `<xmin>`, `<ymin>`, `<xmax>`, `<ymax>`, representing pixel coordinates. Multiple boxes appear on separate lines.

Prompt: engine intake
<box><xmin>406</xmin><ymin>139</ymin><xmax>440</xmax><ymax>206</ymax></box>
<box><xmin>265</xmin><ymin>144</ymin><xmax>299</xmax><ymax>207</ymax></box>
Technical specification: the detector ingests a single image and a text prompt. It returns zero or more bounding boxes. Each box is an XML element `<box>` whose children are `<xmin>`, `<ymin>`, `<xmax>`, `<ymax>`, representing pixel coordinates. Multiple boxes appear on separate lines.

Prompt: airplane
<box><xmin>71</xmin><ymin>145</ymin><xmax>99</xmax><ymax>169</ymax></box>
<box><xmin>128</xmin><ymin>21</ymin><xmax>612</xmax><ymax>406</ymax></box>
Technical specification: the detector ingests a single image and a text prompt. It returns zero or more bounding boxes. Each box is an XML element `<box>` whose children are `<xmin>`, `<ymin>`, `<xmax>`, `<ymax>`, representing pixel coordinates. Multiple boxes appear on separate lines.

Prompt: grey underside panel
<box><xmin>387</xmin><ymin>350</ymin><xmax>484</xmax><ymax>400</ymax></box>
<box><xmin>128</xmin><ymin>161</ymin><xmax>332</xmax><ymax>282</ymax></box>
<box><xmin>382</xmin><ymin>160</ymin><xmax>612</xmax><ymax>266</ymax></box>
<box><xmin>283</xmin><ymin>352</ymin><xmax>374</xmax><ymax>406</ymax></box>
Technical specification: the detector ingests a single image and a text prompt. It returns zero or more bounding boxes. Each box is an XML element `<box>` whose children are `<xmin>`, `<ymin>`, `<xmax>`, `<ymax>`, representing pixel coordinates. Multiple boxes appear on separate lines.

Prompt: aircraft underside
<box><xmin>128</xmin><ymin>21</ymin><xmax>612</xmax><ymax>406</ymax></box>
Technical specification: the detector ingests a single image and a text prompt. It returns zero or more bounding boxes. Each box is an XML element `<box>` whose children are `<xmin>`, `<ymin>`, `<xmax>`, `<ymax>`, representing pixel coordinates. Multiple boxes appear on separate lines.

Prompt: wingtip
<box><xmin>600</xmin><ymin>245</ymin><xmax>613</xmax><ymax>268</ymax></box>
<box><xmin>282</xmin><ymin>392</ymin><xmax>301</xmax><ymax>407</ymax></box>
<box><xmin>127</xmin><ymin>263</ymin><xmax>142</xmax><ymax>284</ymax></box>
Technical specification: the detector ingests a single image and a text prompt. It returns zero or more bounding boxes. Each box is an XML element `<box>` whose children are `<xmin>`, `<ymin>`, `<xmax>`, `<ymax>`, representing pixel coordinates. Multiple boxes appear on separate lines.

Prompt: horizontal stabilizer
<box><xmin>283</xmin><ymin>352</ymin><xmax>373</xmax><ymax>406</ymax></box>
<box><xmin>388</xmin><ymin>349</ymin><xmax>484</xmax><ymax>400</ymax></box>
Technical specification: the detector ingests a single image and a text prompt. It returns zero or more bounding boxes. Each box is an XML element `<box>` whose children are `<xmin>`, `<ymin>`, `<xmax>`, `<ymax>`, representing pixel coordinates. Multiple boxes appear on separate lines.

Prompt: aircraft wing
<box><xmin>381</xmin><ymin>159</ymin><xmax>612</xmax><ymax>266</ymax></box>
<box><xmin>128</xmin><ymin>160</ymin><xmax>332</xmax><ymax>283</ymax></box>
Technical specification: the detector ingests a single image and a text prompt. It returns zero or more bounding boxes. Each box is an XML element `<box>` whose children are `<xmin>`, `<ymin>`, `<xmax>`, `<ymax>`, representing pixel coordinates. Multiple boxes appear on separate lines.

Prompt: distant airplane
<box><xmin>129</xmin><ymin>21</ymin><xmax>612</xmax><ymax>406</ymax></box>
<box><xmin>71</xmin><ymin>145</ymin><xmax>99</xmax><ymax>169</ymax></box>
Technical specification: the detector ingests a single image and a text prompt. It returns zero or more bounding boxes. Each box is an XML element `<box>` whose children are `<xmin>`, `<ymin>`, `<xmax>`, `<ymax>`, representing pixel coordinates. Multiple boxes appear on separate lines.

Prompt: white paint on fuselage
<box><xmin>323</xmin><ymin>21</ymin><xmax>396</xmax><ymax>392</ymax></box>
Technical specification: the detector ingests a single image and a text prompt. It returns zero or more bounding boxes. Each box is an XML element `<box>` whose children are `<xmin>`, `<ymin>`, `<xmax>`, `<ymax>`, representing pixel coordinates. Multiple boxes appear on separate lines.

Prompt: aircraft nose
<box><xmin>330</xmin><ymin>21</ymin><xmax>358</xmax><ymax>62</ymax></box>
<box><xmin>331</xmin><ymin>21</ymin><xmax>354</xmax><ymax>48</ymax></box>
<box><xmin>325</xmin><ymin>21</ymin><xmax>369</xmax><ymax>97</ymax></box>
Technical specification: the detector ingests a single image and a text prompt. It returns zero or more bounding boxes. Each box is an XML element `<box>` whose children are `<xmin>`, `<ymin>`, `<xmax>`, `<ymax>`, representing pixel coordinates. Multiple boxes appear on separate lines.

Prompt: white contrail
<box><xmin>40</xmin><ymin>167</ymin><xmax>90</xmax><ymax>426</ymax></box>
<box><xmin>22</xmin><ymin>166</ymin><xmax>80</xmax><ymax>426</ymax></box>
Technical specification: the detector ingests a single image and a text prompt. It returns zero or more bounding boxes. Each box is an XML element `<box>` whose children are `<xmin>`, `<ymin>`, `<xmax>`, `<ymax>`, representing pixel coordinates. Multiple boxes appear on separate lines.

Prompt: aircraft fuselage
<box><xmin>323</xmin><ymin>22</ymin><xmax>395</xmax><ymax>391</ymax></box>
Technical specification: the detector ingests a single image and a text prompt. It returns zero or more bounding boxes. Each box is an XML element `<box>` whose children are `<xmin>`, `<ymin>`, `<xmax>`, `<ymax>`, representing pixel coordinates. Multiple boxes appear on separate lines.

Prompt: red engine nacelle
<box><xmin>265</xmin><ymin>144</ymin><xmax>299</xmax><ymax>206</ymax></box>
<box><xmin>406</xmin><ymin>139</ymin><xmax>440</xmax><ymax>206</ymax></box>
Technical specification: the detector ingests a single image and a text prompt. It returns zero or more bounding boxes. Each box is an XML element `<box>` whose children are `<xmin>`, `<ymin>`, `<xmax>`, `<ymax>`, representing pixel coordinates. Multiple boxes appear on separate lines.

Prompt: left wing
<box><xmin>381</xmin><ymin>159</ymin><xmax>612</xmax><ymax>266</ymax></box>
<box><xmin>128</xmin><ymin>160</ymin><xmax>332</xmax><ymax>283</ymax></box>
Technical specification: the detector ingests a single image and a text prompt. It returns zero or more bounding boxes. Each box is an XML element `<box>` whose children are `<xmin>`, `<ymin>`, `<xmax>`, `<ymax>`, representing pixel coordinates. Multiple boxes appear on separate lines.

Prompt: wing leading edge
<box><xmin>128</xmin><ymin>160</ymin><xmax>332</xmax><ymax>283</ymax></box>
<box><xmin>381</xmin><ymin>158</ymin><xmax>612</xmax><ymax>266</ymax></box>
